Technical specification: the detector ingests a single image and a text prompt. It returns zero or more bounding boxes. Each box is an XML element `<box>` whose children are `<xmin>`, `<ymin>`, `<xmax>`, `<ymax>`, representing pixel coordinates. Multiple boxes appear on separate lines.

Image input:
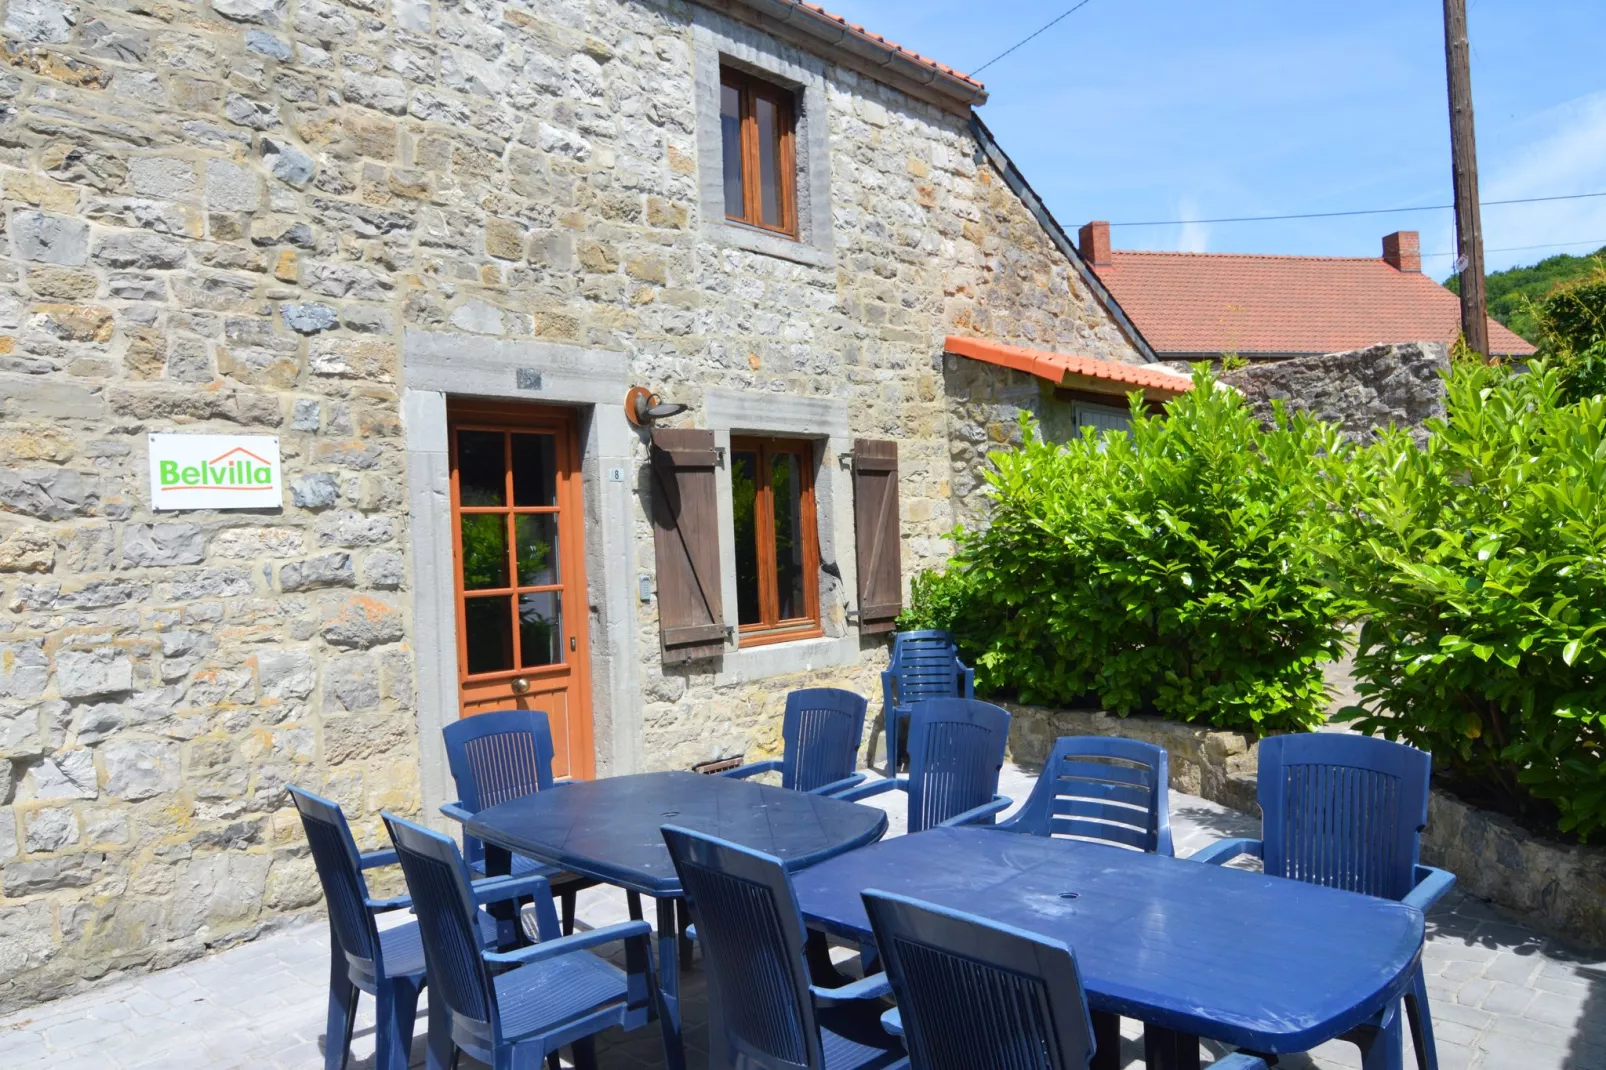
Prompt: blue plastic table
<box><xmin>464</xmin><ymin>770</ymin><xmax>888</xmax><ymax>1068</ymax></box>
<box><xmin>791</xmin><ymin>827</ymin><xmax>1424</xmax><ymax>1070</ymax></box>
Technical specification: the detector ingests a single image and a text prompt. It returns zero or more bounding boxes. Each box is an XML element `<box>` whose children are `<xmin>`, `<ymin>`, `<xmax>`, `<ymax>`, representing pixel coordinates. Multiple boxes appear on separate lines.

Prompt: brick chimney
<box><xmin>1079</xmin><ymin>220</ymin><xmax>1111</xmax><ymax>268</ymax></box>
<box><xmin>1382</xmin><ymin>231</ymin><xmax>1420</xmax><ymax>273</ymax></box>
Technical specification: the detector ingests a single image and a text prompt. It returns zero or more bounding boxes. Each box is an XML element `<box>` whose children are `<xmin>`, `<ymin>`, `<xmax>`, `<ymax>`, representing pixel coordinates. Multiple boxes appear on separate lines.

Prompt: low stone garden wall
<box><xmin>1004</xmin><ymin>703</ymin><xmax>1606</xmax><ymax>950</ymax></box>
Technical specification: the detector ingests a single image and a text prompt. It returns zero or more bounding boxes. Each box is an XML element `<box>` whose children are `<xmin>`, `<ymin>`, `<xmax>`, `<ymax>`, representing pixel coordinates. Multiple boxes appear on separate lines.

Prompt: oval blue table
<box><xmin>462</xmin><ymin>770</ymin><xmax>888</xmax><ymax>1070</ymax></box>
<box><xmin>790</xmin><ymin>826</ymin><xmax>1425</xmax><ymax>1070</ymax></box>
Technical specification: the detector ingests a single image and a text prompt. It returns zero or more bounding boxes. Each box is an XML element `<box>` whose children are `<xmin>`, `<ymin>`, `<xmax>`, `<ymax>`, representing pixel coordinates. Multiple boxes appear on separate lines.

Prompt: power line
<box><xmin>1421</xmin><ymin>237</ymin><xmax>1606</xmax><ymax>258</ymax></box>
<box><xmin>972</xmin><ymin>0</ymin><xmax>1098</xmax><ymax>75</ymax></box>
<box><xmin>1107</xmin><ymin>190</ymin><xmax>1606</xmax><ymax>227</ymax></box>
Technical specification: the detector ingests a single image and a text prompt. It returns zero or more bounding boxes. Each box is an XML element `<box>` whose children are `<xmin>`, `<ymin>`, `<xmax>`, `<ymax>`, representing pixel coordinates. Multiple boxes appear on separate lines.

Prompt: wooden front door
<box><xmin>448</xmin><ymin>401</ymin><xmax>594</xmax><ymax>779</ymax></box>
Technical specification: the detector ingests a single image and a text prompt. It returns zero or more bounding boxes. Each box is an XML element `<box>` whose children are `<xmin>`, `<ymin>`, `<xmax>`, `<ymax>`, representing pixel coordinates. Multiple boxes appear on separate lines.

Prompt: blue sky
<box><xmin>827</xmin><ymin>0</ymin><xmax>1606</xmax><ymax>277</ymax></box>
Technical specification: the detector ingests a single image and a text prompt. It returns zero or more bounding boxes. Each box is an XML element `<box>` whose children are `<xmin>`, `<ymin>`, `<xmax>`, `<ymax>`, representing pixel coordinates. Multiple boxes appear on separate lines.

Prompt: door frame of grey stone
<box><xmin>403</xmin><ymin>330</ymin><xmax>640</xmax><ymax>823</ymax></box>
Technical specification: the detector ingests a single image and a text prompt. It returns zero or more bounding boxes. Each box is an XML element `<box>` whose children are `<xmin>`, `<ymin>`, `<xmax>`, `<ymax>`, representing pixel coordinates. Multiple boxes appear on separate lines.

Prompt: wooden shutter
<box><xmin>852</xmin><ymin>439</ymin><xmax>902</xmax><ymax>635</ymax></box>
<box><xmin>649</xmin><ymin>428</ymin><xmax>727</xmax><ymax>663</ymax></box>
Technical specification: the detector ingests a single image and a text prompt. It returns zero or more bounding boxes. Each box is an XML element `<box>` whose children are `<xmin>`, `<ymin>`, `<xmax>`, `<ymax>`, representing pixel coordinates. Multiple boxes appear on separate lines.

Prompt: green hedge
<box><xmin>902</xmin><ymin>367</ymin><xmax>1347</xmax><ymax>734</ymax></box>
<box><xmin>1318</xmin><ymin>360</ymin><xmax>1606</xmax><ymax>840</ymax></box>
<box><xmin>906</xmin><ymin>359</ymin><xmax>1606</xmax><ymax>840</ymax></box>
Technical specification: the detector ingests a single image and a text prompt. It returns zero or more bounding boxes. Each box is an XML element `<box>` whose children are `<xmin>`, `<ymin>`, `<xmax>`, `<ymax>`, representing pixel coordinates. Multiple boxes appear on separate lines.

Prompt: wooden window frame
<box><xmin>447</xmin><ymin>403</ymin><xmax>586</xmax><ymax>688</ymax></box>
<box><xmin>721</xmin><ymin>67</ymin><xmax>799</xmax><ymax>238</ymax></box>
<box><xmin>731</xmin><ymin>436</ymin><xmax>822</xmax><ymax>647</ymax></box>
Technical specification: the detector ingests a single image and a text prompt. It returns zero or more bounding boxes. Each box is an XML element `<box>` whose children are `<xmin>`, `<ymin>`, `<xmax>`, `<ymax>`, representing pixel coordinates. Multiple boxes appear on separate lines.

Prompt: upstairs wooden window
<box><xmin>731</xmin><ymin>437</ymin><xmax>820</xmax><ymax>645</ymax></box>
<box><xmin>720</xmin><ymin>68</ymin><xmax>798</xmax><ymax>237</ymax></box>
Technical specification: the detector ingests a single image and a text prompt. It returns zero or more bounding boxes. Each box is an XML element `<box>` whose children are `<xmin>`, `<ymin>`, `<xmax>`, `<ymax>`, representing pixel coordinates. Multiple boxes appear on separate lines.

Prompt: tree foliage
<box><xmin>1447</xmin><ymin>247</ymin><xmax>1606</xmax><ymax>343</ymax></box>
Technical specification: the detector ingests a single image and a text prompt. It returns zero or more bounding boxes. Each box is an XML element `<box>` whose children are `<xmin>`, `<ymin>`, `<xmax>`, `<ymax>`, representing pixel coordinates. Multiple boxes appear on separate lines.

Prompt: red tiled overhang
<box><xmin>944</xmin><ymin>336</ymin><xmax>1193</xmax><ymax>400</ymax></box>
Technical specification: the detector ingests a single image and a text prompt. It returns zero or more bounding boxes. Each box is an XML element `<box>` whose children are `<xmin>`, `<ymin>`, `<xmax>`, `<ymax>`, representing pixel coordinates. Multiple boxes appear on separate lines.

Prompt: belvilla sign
<box><xmin>148</xmin><ymin>434</ymin><xmax>283</xmax><ymax>511</ymax></box>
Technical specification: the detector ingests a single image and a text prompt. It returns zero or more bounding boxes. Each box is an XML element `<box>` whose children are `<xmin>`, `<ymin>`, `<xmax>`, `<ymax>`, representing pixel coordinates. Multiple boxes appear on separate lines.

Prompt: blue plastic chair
<box><xmin>1191</xmin><ymin>734</ymin><xmax>1456</xmax><ymax>1070</ymax></box>
<box><xmin>441</xmin><ymin>708</ymin><xmax>597</xmax><ymax>935</ymax></box>
<box><xmin>881</xmin><ymin>631</ymin><xmax>973</xmax><ymax>772</ymax></box>
<box><xmin>384</xmin><ymin>812</ymin><xmax>671</xmax><ymax>1070</ymax></box>
<box><xmin>721</xmin><ymin>688</ymin><xmax>870</xmax><ymax>796</ymax></box>
<box><xmin>660</xmin><ymin>825</ymin><xmax>907</xmax><ymax>1070</ymax></box>
<box><xmin>836</xmin><ymin>698</ymin><xmax>1012</xmax><ymax>833</ymax></box>
<box><xmin>861</xmin><ymin>889</ymin><xmax>1267</xmax><ymax>1070</ymax></box>
<box><xmin>290</xmin><ymin>785</ymin><xmax>501</xmax><ymax>1070</ymax></box>
<box><xmin>995</xmin><ymin>736</ymin><xmax>1175</xmax><ymax>855</ymax></box>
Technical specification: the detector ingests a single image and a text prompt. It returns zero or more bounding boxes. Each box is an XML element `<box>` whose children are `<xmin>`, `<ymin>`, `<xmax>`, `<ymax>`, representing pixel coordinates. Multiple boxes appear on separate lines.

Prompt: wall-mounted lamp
<box><xmin>625</xmin><ymin>386</ymin><xmax>688</xmax><ymax>427</ymax></box>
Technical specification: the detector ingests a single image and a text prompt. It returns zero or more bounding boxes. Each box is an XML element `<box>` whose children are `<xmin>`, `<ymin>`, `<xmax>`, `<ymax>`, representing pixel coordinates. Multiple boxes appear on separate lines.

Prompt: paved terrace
<box><xmin>2</xmin><ymin>765</ymin><xmax>1601</xmax><ymax>1070</ymax></box>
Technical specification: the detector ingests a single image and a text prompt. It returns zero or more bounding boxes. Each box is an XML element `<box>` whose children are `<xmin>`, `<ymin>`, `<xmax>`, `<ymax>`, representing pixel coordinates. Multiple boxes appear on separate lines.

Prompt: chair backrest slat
<box><xmin>864</xmin><ymin>889</ymin><xmax>1095</xmax><ymax>1070</ymax></box>
<box><xmin>782</xmin><ymin>688</ymin><xmax>867</xmax><ymax>793</ymax></box>
<box><xmin>889</xmin><ymin>631</ymin><xmax>967</xmax><ymax>706</ymax></box>
<box><xmin>443</xmin><ymin>709</ymin><xmax>557</xmax><ymax>866</ymax></box>
<box><xmin>384</xmin><ymin>814</ymin><xmax>498</xmax><ymax>1038</ymax></box>
<box><xmin>1004</xmin><ymin>737</ymin><xmax>1173</xmax><ymax>855</ymax></box>
<box><xmin>662</xmin><ymin>826</ymin><xmax>821</xmax><ymax>1070</ymax></box>
<box><xmin>289</xmin><ymin>786</ymin><xmax>381</xmax><ymax>973</ymax></box>
<box><xmin>905</xmin><ymin>699</ymin><xmax>1011</xmax><ymax>834</ymax></box>
<box><xmin>1257</xmin><ymin>734</ymin><xmax>1430</xmax><ymax>903</ymax></box>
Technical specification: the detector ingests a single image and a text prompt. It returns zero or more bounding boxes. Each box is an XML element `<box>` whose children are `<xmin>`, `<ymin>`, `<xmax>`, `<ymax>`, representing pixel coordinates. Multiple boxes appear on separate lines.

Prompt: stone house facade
<box><xmin>0</xmin><ymin>0</ymin><xmax>1158</xmax><ymax>1010</ymax></box>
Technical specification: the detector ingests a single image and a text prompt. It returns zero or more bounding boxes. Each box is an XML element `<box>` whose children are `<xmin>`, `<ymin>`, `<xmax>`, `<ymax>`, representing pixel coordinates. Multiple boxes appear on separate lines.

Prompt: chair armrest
<box><xmin>835</xmin><ymin>778</ymin><xmax>905</xmax><ymax>804</ymax></box>
<box><xmin>483</xmin><ymin>919</ymin><xmax>652</xmax><ymax>967</ymax></box>
<box><xmin>471</xmin><ymin>873</ymin><xmax>552</xmax><ymax>906</ymax></box>
<box><xmin>359</xmin><ymin>848</ymin><xmax>398</xmax><ymax>870</ymax></box>
<box><xmin>880</xmin><ymin>1006</ymin><xmax>904</xmax><ymax>1038</ymax></box>
<box><xmin>720</xmin><ymin>759</ymin><xmax>782</xmax><ymax>781</ymax></box>
<box><xmin>365</xmin><ymin>894</ymin><xmax>412</xmax><ymax>913</ymax></box>
<box><xmin>1213</xmin><ymin>1056</ymin><xmax>1267</xmax><ymax>1070</ymax></box>
<box><xmin>439</xmin><ymin>801</ymin><xmax>474</xmax><ymax>825</ymax></box>
<box><xmin>810</xmin><ymin>972</ymin><xmax>893</xmax><ymax>1008</ymax></box>
<box><xmin>881</xmin><ymin>669</ymin><xmax>896</xmax><ymax>710</ymax></box>
<box><xmin>959</xmin><ymin>662</ymin><xmax>975</xmax><ymax>699</ymax></box>
<box><xmin>938</xmin><ymin>795</ymin><xmax>1012</xmax><ymax>828</ymax></box>
<box><xmin>810</xmin><ymin>772</ymin><xmax>868</xmax><ymax>797</ymax></box>
<box><xmin>1403</xmin><ymin>865</ymin><xmax>1456</xmax><ymax>912</ymax></box>
<box><xmin>1189</xmin><ymin>838</ymin><xmax>1263</xmax><ymax>866</ymax></box>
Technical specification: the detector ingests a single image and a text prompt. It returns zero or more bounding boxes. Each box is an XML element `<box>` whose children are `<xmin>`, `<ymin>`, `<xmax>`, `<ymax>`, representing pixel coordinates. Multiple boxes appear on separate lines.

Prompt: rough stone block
<box><xmin>315</xmin><ymin>511</ymin><xmax>393</xmax><ymax>547</ymax></box>
<box><xmin>257</xmin><ymin>650</ymin><xmax>314</xmax><ymax>701</ymax></box>
<box><xmin>101</xmin><ymin>740</ymin><xmax>180</xmax><ymax>800</ymax></box>
<box><xmin>322</xmin><ymin>653</ymin><xmax>379</xmax><ymax>711</ymax></box>
<box><xmin>204</xmin><ymin>159</ymin><xmax>261</xmax><ymax>213</ymax></box>
<box><xmin>245</xmin><ymin>30</ymin><xmax>291</xmax><ymax>60</ymax></box>
<box><xmin>121</xmin><ymin>522</ymin><xmax>205</xmax><ymax>568</ymax></box>
<box><xmin>92</xmin><ymin>232</ymin><xmax>188</xmax><ymax>270</ymax></box>
<box><xmin>280</xmin><ymin>302</ymin><xmax>337</xmax><ymax>334</ymax></box>
<box><xmin>264</xmin><ymin>851</ymin><xmax>321</xmax><ymax>909</ymax></box>
<box><xmin>279</xmin><ymin>552</ymin><xmax>354</xmax><ymax>591</ymax></box>
<box><xmin>290</xmin><ymin>472</ymin><xmax>339</xmax><ymax>508</ymax></box>
<box><xmin>166</xmin><ymin>852</ymin><xmax>270</xmax><ymax>937</ymax></box>
<box><xmin>214</xmin><ymin>0</ymin><xmax>285</xmax><ymax>24</ymax></box>
<box><xmin>23</xmin><ymin>805</ymin><xmax>78</xmax><ymax>852</ymax></box>
<box><xmin>4</xmin><ymin>0</ymin><xmax>76</xmax><ymax>45</ymax></box>
<box><xmin>11</xmin><ymin>210</ymin><xmax>89</xmax><ymax>265</ymax></box>
<box><xmin>0</xmin><ymin>526</ymin><xmax>56</xmax><ymax>573</ymax></box>
<box><xmin>0</xmin><ymin>467</ymin><xmax>99</xmax><ymax>520</ymax></box>
<box><xmin>56</xmin><ymin>649</ymin><xmax>134</xmax><ymax>699</ymax></box>
<box><xmin>320</xmin><ymin>593</ymin><xmax>404</xmax><ymax>648</ymax></box>
<box><xmin>128</xmin><ymin>157</ymin><xmax>196</xmax><ymax>200</ymax></box>
<box><xmin>364</xmin><ymin>549</ymin><xmax>404</xmax><ymax>590</ymax></box>
<box><xmin>208</xmin><ymin>526</ymin><xmax>303</xmax><ymax>559</ymax></box>
<box><xmin>0</xmin><ymin>639</ymin><xmax>50</xmax><ymax>698</ymax></box>
<box><xmin>29</xmin><ymin>747</ymin><xmax>97</xmax><ymax>799</ymax></box>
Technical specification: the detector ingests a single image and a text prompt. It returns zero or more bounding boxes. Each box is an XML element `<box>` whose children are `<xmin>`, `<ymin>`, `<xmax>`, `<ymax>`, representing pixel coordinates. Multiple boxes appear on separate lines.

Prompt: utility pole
<box><xmin>1443</xmin><ymin>0</ymin><xmax>1490</xmax><ymax>356</ymax></box>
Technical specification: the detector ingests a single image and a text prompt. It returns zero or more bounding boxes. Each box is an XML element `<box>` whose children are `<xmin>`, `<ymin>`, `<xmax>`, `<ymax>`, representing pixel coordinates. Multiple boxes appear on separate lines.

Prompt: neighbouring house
<box><xmin>0</xmin><ymin>0</ymin><xmax>1173</xmax><ymax>1010</ymax></box>
<box><xmin>1076</xmin><ymin>222</ymin><xmax>1537</xmax><ymax>363</ymax></box>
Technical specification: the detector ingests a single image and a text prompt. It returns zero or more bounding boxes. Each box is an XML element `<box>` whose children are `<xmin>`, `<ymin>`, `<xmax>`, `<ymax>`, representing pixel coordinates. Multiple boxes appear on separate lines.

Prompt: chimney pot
<box><xmin>1079</xmin><ymin>220</ymin><xmax>1112</xmax><ymax>268</ymax></box>
<box><xmin>1383</xmin><ymin>231</ymin><xmax>1420</xmax><ymax>273</ymax></box>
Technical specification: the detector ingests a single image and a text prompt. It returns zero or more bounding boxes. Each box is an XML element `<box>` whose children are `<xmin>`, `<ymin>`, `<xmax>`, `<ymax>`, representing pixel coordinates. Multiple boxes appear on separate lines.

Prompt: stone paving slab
<box><xmin>1</xmin><ymin>766</ymin><xmax>1600</xmax><ymax>1069</ymax></box>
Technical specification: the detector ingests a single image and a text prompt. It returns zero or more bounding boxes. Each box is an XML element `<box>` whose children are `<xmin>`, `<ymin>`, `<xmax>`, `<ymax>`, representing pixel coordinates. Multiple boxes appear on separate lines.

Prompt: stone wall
<box><xmin>1006</xmin><ymin>704</ymin><xmax>1606</xmax><ymax>950</ymax></box>
<box><xmin>1221</xmin><ymin>341</ymin><xmax>1450</xmax><ymax>440</ymax></box>
<box><xmin>0</xmin><ymin>0</ymin><xmax>1145</xmax><ymax>1011</ymax></box>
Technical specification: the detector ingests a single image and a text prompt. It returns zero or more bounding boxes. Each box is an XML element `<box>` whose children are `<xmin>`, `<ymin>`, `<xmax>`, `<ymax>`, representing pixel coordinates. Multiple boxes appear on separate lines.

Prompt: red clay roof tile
<box><xmin>944</xmin><ymin>336</ymin><xmax>1193</xmax><ymax>395</ymax></box>
<box><xmin>1094</xmin><ymin>251</ymin><xmax>1535</xmax><ymax>357</ymax></box>
<box><xmin>794</xmin><ymin>2</ymin><xmax>984</xmax><ymax>89</ymax></box>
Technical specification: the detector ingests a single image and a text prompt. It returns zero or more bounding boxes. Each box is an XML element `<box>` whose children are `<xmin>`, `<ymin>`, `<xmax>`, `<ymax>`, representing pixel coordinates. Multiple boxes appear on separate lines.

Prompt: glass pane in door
<box><xmin>464</xmin><ymin>596</ymin><xmax>514</xmax><ymax>674</ymax></box>
<box><xmin>457</xmin><ymin>430</ymin><xmax>506</xmax><ymax>506</ymax></box>
<box><xmin>770</xmin><ymin>451</ymin><xmax>805</xmax><ymax>620</ymax></box>
<box><xmin>519</xmin><ymin>592</ymin><xmax>563</xmax><ymax>667</ymax></box>
<box><xmin>512</xmin><ymin>434</ymin><xmax>557</xmax><ymax>506</ymax></box>
<box><xmin>732</xmin><ymin>449</ymin><xmax>761</xmax><ymax>625</ymax></box>
<box><xmin>460</xmin><ymin>514</ymin><xmax>509</xmax><ymax>590</ymax></box>
<box><xmin>515</xmin><ymin>514</ymin><xmax>559</xmax><ymax>587</ymax></box>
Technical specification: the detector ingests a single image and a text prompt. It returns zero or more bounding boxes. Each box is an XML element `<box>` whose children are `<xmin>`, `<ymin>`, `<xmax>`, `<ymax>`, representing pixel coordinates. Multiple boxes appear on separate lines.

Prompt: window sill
<box><xmin>703</xmin><ymin>220</ymin><xmax>834</xmax><ymax>268</ymax></box>
<box><xmin>714</xmin><ymin>634</ymin><xmax>860</xmax><ymax>687</ymax></box>
<box><xmin>739</xmin><ymin>623</ymin><xmax>825</xmax><ymax>649</ymax></box>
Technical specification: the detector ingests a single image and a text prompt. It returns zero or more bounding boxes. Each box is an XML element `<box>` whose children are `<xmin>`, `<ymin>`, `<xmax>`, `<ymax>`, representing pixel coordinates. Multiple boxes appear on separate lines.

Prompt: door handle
<box><xmin>510</xmin><ymin>677</ymin><xmax>530</xmax><ymax>695</ymax></box>
<box><xmin>569</xmin><ymin>635</ymin><xmax>577</xmax><ymax>652</ymax></box>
